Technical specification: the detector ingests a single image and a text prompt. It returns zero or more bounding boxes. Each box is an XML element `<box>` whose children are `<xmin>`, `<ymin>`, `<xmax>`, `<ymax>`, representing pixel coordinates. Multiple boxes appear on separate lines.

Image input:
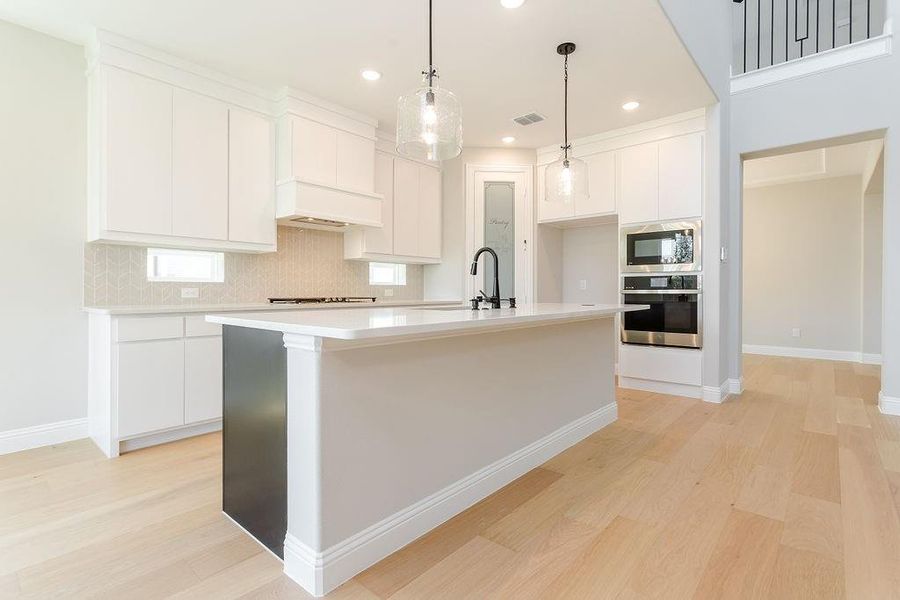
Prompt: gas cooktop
<box><xmin>268</xmin><ymin>297</ymin><xmax>377</xmax><ymax>305</ymax></box>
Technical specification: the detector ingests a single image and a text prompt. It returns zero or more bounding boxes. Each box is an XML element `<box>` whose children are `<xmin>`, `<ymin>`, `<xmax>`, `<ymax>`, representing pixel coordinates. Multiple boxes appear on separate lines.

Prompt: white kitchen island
<box><xmin>207</xmin><ymin>303</ymin><xmax>644</xmax><ymax>596</ymax></box>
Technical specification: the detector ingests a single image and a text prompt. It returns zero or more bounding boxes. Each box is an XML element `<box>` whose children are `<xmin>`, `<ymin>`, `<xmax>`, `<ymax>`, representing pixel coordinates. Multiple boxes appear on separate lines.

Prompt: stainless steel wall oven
<box><xmin>621</xmin><ymin>275</ymin><xmax>702</xmax><ymax>349</ymax></box>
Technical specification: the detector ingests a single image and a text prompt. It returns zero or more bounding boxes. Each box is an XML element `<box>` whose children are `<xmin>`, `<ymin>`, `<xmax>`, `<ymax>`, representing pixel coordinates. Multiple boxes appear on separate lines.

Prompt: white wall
<box><xmin>0</xmin><ymin>21</ymin><xmax>87</xmax><ymax>435</ymax></box>
<box><xmin>743</xmin><ymin>176</ymin><xmax>863</xmax><ymax>354</ymax></box>
<box><xmin>863</xmin><ymin>192</ymin><xmax>884</xmax><ymax>357</ymax></box>
<box><xmin>561</xmin><ymin>225</ymin><xmax>619</xmax><ymax>305</ymax></box>
<box><xmin>425</xmin><ymin>147</ymin><xmax>536</xmax><ymax>301</ymax></box>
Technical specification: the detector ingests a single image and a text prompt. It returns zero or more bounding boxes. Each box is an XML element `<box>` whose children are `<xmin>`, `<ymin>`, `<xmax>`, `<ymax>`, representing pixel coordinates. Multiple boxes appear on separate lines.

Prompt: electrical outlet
<box><xmin>579</xmin><ymin>279</ymin><xmax>587</xmax><ymax>291</ymax></box>
<box><xmin>792</xmin><ymin>327</ymin><xmax>801</xmax><ymax>338</ymax></box>
<box><xmin>181</xmin><ymin>287</ymin><xmax>199</xmax><ymax>299</ymax></box>
<box><xmin>383</xmin><ymin>288</ymin><xmax>394</xmax><ymax>297</ymax></box>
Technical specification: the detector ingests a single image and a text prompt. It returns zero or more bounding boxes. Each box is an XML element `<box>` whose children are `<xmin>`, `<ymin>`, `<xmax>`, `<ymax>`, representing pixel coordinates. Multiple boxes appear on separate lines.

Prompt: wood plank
<box><xmin>839</xmin><ymin>423</ymin><xmax>900</xmax><ymax>599</ymax></box>
<box><xmin>768</xmin><ymin>546</ymin><xmax>845</xmax><ymax>600</ymax></box>
<box><xmin>625</xmin><ymin>488</ymin><xmax>733</xmax><ymax>600</ymax></box>
<box><xmin>780</xmin><ymin>493</ymin><xmax>843</xmax><ymax>561</ymax></box>
<box><xmin>388</xmin><ymin>536</ymin><xmax>514</xmax><ymax>600</ymax></box>
<box><xmin>692</xmin><ymin>509</ymin><xmax>782</xmax><ymax>600</ymax></box>
<box><xmin>355</xmin><ymin>466</ymin><xmax>560</xmax><ymax>598</ymax></box>
<box><xmin>538</xmin><ymin>517</ymin><xmax>658</xmax><ymax>600</ymax></box>
<box><xmin>835</xmin><ymin>396</ymin><xmax>871</xmax><ymax>428</ymax></box>
<box><xmin>791</xmin><ymin>431</ymin><xmax>841</xmax><ymax>504</ymax></box>
<box><xmin>734</xmin><ymin>464</ymin><xmax>793</xmax><ymax>521</ymax></box>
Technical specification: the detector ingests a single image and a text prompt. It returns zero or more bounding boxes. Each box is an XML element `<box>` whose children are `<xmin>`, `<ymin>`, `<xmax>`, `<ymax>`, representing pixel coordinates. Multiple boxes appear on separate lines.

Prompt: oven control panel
<box><xmin>622</xmin><ymin>275</ymin><xmax>700</xmax><ymax>291</ymax></box>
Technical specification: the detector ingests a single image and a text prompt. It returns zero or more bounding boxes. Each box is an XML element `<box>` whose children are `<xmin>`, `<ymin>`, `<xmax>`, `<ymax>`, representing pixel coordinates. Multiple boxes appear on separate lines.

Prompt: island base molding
<box><xmin>283</xmin><ymin>403</ymin><xmax>617</xmax><ymax>596</ymax></box>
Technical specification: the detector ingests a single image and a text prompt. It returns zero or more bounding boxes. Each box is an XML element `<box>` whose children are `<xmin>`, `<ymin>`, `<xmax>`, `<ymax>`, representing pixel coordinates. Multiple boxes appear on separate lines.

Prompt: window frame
<box><xmin>146</xmin><ymin>248</ymin><xmax>226</xmax><ymax>283</ymax></box>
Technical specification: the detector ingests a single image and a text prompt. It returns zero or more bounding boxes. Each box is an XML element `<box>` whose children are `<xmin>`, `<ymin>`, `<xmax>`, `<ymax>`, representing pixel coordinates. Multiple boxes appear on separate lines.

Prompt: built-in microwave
<box><xmin>620</xmin><ymin>220</ymin><xmax>701</xmax><ymax>273</ymax></box>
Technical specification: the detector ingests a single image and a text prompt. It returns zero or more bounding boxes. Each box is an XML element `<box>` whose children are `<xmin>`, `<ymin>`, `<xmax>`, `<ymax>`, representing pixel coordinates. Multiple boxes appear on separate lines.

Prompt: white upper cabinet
<box><xmin>88</xmin><ymin>39</ymin><xmax>277</xmax><ymax>253</ymax></box>
<box><xmin>172</xmin><ymin>89</ymin><xmax>229</xmax><ymax>241</ymax></box>
<box><xmin>658</xmin><ymin>133</ymin><xmax>703</xmax><ymax>221</ymax></box>
<box><xmin>104</xmin><ymin>67</ymin><xmax>173</xmax><ymax>236</ymax></box>
<box><xmin>229</xmin><ymin>108</ymin><xmax>276</xmax><ymax>246</ymax></box>
<box><xmin>579</xmin><ymin>151</ymin><xmax>616</xmax><ymax>216</ymax></box>
<box><xmin>417</xmin><ymin>165</ymin><xmax>442</xmax><ymax>259</ymax></box>
<box><xmin>392</xmin><ymin>157</ymin><xmax>421</xmax><ymax>258</ymax></box>
<box><xmin>344</xmin><ymin>152</ymin><xmax>442</xmax><ymax>264</ymax></box>
<box><xmin>336</xmin><ymin>131</ymin><xmax>376</xmax><ymax>192</ymax></box>
<box><xmin>618</xmin><ymin>143</ymin><xmax>660</xmax><ymax>225</ymax></box>
<box><xmin>290</xmin><ymin>117</ymin><xmax>337</xmax><ymax>185</ymax></box>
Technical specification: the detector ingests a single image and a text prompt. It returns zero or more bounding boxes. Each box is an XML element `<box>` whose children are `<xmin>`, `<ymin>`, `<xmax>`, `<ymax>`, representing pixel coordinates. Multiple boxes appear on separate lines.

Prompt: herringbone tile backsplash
<box><xmin>84</xmin><ymin>227</ymin><xmax>424</xmax><ymax>306</ymax></box>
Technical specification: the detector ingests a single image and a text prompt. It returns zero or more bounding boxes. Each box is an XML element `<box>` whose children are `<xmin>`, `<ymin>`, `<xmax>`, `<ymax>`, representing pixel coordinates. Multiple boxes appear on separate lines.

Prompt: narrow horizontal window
<box><xmin>147</xmin><ymin>248</ymin><xmax>225</xmax><ymax>283</ymax></box>
<box><xmin>368</xmin><ymin>262</ymin><xmax>406</xmax><ymax>286</ymax></box>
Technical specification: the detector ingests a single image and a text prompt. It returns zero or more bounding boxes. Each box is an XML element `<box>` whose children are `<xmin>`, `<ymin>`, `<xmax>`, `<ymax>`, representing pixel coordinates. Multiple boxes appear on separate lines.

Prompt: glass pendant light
<box><xmin>396</xmin><ymin>0</ymin><xmax>462</xmax><ymax>162</ymax></box>
<box><xmin>545</xmin><ymin>42</ymin><xmax>589</xmax><ymax>204</ymax></box>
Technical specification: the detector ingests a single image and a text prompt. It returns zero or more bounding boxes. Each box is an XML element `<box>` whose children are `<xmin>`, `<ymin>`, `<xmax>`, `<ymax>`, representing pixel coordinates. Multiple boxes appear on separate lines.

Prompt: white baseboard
<box><xmin>862</xmin><ymin>353</ymin><xmax>883</xmax><ymax>365</ymax></box>
<box><xmin>727</xmin><ymin>377</ymin><xmax>744</xmax><ymax>396</ymax></box>
<box><xmin>743</xmin><ymin>344</ymin><xmax>865</xmax><ymax>363</ymax></box>
<box><xmin>880</xmin><ymin>392</ymin><xmax>900</xmax><ymax>416</ymax></box>
<box><xmin>283</xmin><ymin>402</ymin><xmax>619</xmax><ymax>597</ymax></box>
<box><xmin>119</xmin><ymin>419</ymin><xmax>222</xmax><ymax>454</ymax></box>
<box><xmin>702</xmin><ymin>382</ymin><xmax>729</xmax><ymax>404</ymax></box>
<box><xmin>0</xmin><ymin>418</ymin><xmax>88</xmax><ymax>456</ymax></box>
<box><xmin>618</xmin><ymin>376</ymin><xmax>702</xmax><ymax>399</ymax></box>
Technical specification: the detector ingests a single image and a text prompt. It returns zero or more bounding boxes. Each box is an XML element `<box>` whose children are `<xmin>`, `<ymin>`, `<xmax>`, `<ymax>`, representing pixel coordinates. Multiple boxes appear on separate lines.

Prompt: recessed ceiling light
<box><xmin>501</xmin><ymin>0</ymin><xmax>525</xmax><ymax>7</ymax></box>
<box><xmin>361</xmin><ymin>69</ymin><xmax>382</xmax><ymax>81</ymax></box>
<box><xmin>502</xmin><ymin>136</ymin><xmax>516</xmax><ymax>144</ymax></box>
<box><xmin>622</xmin><ymin>101</ymin><xmax>641</xmax><ymax>111</ymax></box>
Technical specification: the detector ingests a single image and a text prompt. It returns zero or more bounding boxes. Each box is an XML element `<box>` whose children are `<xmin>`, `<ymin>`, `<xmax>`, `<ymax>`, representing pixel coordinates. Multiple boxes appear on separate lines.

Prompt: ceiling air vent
<box><xmin>513</xmin><ymin>112</ymin><xmax>546</xmax><ymax>126</ymax></box>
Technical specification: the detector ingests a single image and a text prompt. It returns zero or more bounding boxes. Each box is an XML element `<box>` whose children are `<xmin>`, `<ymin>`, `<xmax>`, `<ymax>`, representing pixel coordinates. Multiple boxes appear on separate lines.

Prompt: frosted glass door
<box><xmin>483</xmin><ymin>182</ymin><xmax>515</xmax><ymax>299</ymax></box>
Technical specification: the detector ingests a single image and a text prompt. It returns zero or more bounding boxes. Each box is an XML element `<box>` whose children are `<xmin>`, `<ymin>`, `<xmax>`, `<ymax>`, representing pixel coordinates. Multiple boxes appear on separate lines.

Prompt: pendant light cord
<box><xmin>563</xmin><ymin>52</ymin><xmax>570</xmax><ymax>164</ymax></box>
<box><xmin>427</xmin><ymin>0</ymin><xmax>435</xmax><ymax>87</ymax></box>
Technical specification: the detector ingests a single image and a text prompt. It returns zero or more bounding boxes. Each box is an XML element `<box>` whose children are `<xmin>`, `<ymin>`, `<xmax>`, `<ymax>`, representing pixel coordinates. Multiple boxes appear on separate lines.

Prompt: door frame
<box><xmin>464</xmin><ymin>164</ymin><xmax>535</xmax><ymax>304</ymax></box>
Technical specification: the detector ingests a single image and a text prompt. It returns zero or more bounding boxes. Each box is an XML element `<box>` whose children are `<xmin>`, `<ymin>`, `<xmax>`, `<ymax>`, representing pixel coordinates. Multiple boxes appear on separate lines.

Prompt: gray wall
<box><xmin>863</xmin><ymin>192</ymin><xmax>884</xmax><ymax>356</ymax></box>
<box><xmin>0</xmin><ymin>21</ymin><xmax>87</xmax><ymax>433</ymax></box>
<box><xmin>743</xmin><ymin>176</ymin><xmax>863</xmax><ymax>353</ymax></box>
<box><xmin>561</xmin><ymin>225</ymin><xmax>619</xmax><ymax>305</ymax></box>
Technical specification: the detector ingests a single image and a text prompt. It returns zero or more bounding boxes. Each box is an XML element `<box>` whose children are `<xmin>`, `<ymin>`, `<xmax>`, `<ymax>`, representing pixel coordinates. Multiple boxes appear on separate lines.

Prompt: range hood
<box><xmin>276</xmin><ymin>177</ymin><xmax>383</xmax><ymax>230</ymax></box>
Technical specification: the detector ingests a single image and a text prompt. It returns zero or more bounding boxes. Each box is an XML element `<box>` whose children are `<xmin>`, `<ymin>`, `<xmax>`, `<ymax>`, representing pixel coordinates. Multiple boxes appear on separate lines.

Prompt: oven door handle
<box><xmin>620</xmin><ymin>290</ymin><xmax>701</xmax><ymax>295</ymax></box>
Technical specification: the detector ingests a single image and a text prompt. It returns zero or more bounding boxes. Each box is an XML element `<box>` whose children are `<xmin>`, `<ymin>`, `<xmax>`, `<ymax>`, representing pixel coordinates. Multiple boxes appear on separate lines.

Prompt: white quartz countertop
<box><xmin>206</xmin><ymin>303</ymin><xmax>647</xmax><ymax>341</ymax></box>
<box><xmin>82</xmin><ymin>300</ymin><xmax>458</xmax><ymax>315</ymax></box>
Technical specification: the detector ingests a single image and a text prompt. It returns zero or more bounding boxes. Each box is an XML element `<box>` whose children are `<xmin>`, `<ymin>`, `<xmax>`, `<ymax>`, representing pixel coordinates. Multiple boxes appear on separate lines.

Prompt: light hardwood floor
<box><xmin>3</xmin><ymin>355</ymin><xmax>900</xmax><ymax>599</ymax></box>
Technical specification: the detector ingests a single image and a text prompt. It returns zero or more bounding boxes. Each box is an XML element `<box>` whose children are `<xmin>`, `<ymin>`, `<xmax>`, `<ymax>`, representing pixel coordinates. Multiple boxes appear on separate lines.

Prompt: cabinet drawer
<box><xmin>185</xmin><ymin>316</ymin><xmax>222</xmax><ymax>337</ymax></box>
<box><xmin>115</xmin><ymin>316</ymin><xmax>184</xmax><ymax>342</ymax></box>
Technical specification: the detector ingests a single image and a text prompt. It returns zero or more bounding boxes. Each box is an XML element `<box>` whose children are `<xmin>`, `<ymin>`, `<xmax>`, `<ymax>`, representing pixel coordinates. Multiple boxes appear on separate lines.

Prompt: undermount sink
<box><xmin>417</xmin><ymin>305</ymin><xmax>479</xmax><ymax>311</ymax></box>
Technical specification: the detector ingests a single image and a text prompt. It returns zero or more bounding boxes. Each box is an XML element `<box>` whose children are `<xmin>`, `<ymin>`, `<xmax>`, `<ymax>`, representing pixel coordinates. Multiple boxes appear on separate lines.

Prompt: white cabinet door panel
<box><xmin>336</xmin><ymin>132</ymin><xmax>375</xmax><ymax>192</ymax></box>
<box><xmin>364</xmin><ymin>152</ymin><xmax>394</xmax><ymax>255</ymax></box>
<box><xmin>172</xmin><ymin>89</ymin><xmax>228</xmax><ymax>240</ymax></box>
<box><xmin>229</xmin><ymin>109</ymin><xmax>276</xmax><ymax>245</ymax></box>
<box><xmin>117</xmin><ymin>339</ymin><xmax>184</xmax><ymax>438</ymax></box>
<box><xmin>105</xmin><ymin>67</ymin><xmax>173</xmax><ymax>235</ymax></box>
<box><xmin>658</xmin><ymin>134</ymin><xmax>703</xmax><ymax>221</ymax></box>
<box><xmin>578</xmin><ymin>151</ymin><xmax>616</xmax><ymax>216</ymax></box>
<box><xmin>617</xmin><ymin>143</ymin><xmax>659</xmax><ymax>225</ymax></box>
<box><xmin>393</xmin><ymin>158</ymin><xmax>419</xmax><ymax>257</ymax></box>
<box><xmin>291</xmin><ymin>117</ymin><xmax>336</xmax><ymax>185</ymax></box>
<box><xmin>418</xmin><ymin>166</ymin><xmax>441</xmax><ymax>258</ymax></box>
<box><xmin>418</xmin><ymin>165</ymin><xmax>442</xmax><ymax>259</ymax></box>
<box><xmin>184</xmin><ymin>337</ymin><xmax>223</xmax><ymax>424</ymax></box>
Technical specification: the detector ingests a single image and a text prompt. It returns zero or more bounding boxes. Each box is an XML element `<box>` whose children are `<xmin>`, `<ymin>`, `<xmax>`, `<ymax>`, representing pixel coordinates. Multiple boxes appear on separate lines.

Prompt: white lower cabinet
<box><xmin>117</xmin><ymin>339</ymin><xmax>185</xmax><ymax>438</ymax></box>
<box><xmin>89</xmin><ymin>313</ymin><xmax>224</xmax><ymax>457</ymax></box>
<box><xmin>184</xmin><ymin>337</ymin><xmax>224</xmax><ymax>424</ymax></box>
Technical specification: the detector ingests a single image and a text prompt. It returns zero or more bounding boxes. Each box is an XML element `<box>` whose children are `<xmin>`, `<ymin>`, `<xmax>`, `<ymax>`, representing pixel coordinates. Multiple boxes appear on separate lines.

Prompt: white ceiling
<box><xmin>743</xmin><ymin>140</ymin><xmax>884</xmax><ymax>189</ymax></box>
<box><xmin>0</xmin><ymin>0</ymin><xmax>715</xmax><ymax>148</ymax></box>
